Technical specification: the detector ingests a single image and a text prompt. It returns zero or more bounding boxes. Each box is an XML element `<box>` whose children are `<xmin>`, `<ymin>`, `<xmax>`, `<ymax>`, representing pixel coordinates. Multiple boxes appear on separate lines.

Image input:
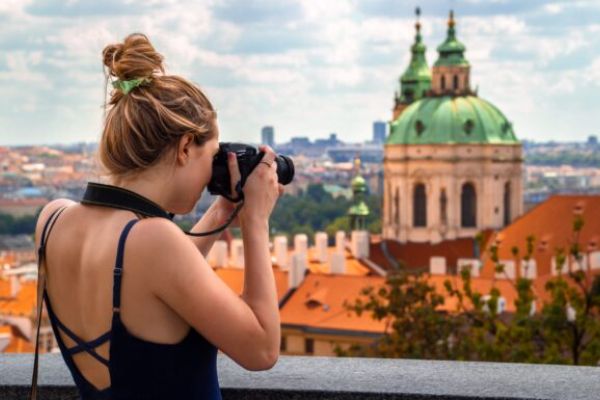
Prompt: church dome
<box><xmin>387</xmin><ymin>95</ymin><xmax>518</xmax><ymax>145</ymax></box>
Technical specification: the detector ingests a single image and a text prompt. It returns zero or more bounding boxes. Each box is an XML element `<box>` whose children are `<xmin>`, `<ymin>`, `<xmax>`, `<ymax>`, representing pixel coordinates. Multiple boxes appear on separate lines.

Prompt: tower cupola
<box><xmin>393</xmin><ymin>7</ymin><xmax>432</xmax><ymax>119</ymax></box>
<box><xmin>431</xmin><ymin>10</ymin><xmax>472</xmax><ymax>96</ymax></box>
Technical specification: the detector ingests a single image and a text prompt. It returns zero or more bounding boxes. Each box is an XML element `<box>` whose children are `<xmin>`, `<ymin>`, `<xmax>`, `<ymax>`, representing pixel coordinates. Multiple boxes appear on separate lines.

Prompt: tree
<box><xmin>337</xmin><ymin>267</ymin><xmax>457</xmax><ymax>359</ymax></box>
<box><xmin>340</xmin><ymin>215</ymin><xmax>600</xmax><ymax>365</ymax></box>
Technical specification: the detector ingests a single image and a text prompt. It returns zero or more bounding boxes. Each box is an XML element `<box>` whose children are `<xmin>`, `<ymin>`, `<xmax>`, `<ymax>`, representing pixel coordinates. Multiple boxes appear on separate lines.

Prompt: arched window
<box><xmin>503</xmin><ymin>182</ymin><xmax>511</xmax><ymax>226</ymax></box>
<box><xmin>440</xmin><ymin>188</ymin><xmax>448</xmax><ymax>226</ymax></box>
<box><xmin>413</xmin><ymin>183</ymin><xmax>427</xmax><ymax>227</ymax></box>
<box><xmin>453</xmin><ymin>75</ymin><xmax>459</xmax><ymax>90</ymax></box>
<box><xmin>441</xmin><ymin>75</ymin><xmax>446</xmax><ymax>90</ymax></box>
<box><xmin>461</xmin><ymin>182</ymin><xmax>476</xmax><ymax>228</ymax></box>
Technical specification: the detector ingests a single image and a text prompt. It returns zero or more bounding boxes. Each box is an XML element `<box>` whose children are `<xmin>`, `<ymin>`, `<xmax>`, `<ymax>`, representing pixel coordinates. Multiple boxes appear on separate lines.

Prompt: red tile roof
<box><xmin>280</xmin><ymin>273</ymin><xmax>388</xmax><ymax>334</ymax></box>
<box><xmin>369</xmin><ymin>235</ymin><xmax>488</xmax><ymax>273</ymax></box>
<box><xmin>482</xmin><ymin>195</ymin><xmax>600</xmax><ymax>280</ymax></box>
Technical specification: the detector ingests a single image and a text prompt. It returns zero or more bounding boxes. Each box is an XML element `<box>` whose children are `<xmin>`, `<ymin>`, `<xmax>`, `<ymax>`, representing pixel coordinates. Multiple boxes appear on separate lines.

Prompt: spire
<box><xmin>435</xmin><ymin>10</ymin><xmax>468</xmax><ymax>67</ymax></box>
<box><xmin>397</xmin><ymin>7</ymin><xmax>431</xmax><ymax>105</ymax></box>
<box><xmin>348</xmin><ymin>155</ymin><xmax>369</xmax><ymax>230</ymax></box>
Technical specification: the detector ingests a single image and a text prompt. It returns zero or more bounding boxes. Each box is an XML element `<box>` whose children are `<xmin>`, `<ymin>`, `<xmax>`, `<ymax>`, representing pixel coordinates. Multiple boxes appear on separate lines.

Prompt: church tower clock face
<box><xmin>383</xmin><ymin>10</ymin><xmax>523</xmax><ymax>244</ymax></box>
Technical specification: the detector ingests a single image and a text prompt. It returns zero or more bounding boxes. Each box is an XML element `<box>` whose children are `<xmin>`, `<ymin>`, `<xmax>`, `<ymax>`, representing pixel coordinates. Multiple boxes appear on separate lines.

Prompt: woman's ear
<box><xmin>176</xmin><ymin>134</ymin><xmax>195</xmax><ymax>166</ymax></box>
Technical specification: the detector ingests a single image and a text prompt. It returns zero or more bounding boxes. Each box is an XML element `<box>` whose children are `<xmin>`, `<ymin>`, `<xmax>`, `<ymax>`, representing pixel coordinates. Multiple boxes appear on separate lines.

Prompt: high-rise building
<box><xmin>373</xmin><ymin>121</ymin><xmax>386</xmax><ymax>144</ymax></box>
<box><xmin>383</xmin><ymin>10</ymin><xmax>523</xmax><ymax>244</ymax></box>
<box><xmin>261</xmin><ymin>126</ymin><xmax>275</xmax><ymax>147</ymax></box>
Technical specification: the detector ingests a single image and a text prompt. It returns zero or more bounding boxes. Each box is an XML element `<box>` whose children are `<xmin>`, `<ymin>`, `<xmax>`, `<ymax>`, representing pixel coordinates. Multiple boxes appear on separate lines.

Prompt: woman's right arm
<box><xmin>134</xmin><ymin>147</ymin><xmax>281</xmax><ymax>371</ymax></box>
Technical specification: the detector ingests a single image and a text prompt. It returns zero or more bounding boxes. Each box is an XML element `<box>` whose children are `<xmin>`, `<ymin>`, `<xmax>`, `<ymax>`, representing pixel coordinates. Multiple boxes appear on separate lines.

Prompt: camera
<box><xmin>208</xmin><ymin>142</ymin><xmax>294</xmax><ymax>200</ymax></box>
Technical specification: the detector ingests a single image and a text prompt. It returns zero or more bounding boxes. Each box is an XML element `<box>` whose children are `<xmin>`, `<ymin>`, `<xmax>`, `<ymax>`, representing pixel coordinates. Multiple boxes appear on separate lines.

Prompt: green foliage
<box><xmin>341</xmin><ymin>215</ymin><xmax>600</xmax><ymax>365</ymax></box>
<box><xmin>337</xmin><ymin>269</ymin><xmax>457</xmax><ymax>359</ymax></box>
<box><xmin>0</xmin><ymin>212</ymin><xmax>40</xmax><ymax>234</ymax></box>
<box><xmin>270</xmin><ymin>183</ymin><xmax>381</xmax><ymax>240</ymax></box>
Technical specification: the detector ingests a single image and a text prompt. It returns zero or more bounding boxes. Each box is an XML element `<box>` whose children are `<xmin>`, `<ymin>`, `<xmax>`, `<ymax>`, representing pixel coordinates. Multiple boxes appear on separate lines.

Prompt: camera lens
<box><xmin>275</xmin><ymin>155</ymin><xmax>294</xmax><ymax>185</ymax></box>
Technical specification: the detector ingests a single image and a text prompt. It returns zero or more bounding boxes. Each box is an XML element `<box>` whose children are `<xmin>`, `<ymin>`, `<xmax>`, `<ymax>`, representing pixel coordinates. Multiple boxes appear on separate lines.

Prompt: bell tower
<box><xmin>393</xmin><ymin>7</ymin><xmax>431</xmax><ymax>120</ymax></box>
<box><xmin>430</xmin><ymin>11</ymin><xmax>473</xmax><ymax>96</ymax></box>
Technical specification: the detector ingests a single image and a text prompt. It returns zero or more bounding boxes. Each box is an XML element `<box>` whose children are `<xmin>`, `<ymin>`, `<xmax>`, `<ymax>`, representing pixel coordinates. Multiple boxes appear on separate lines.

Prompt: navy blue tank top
<box><xmin>41</xmin><ymin>211</ymin><xmax>222</xmax><ymax>400</ymax></box>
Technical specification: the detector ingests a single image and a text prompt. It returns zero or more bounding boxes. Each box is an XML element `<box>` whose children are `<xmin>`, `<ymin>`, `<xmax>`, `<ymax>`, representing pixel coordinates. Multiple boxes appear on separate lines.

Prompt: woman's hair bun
<box><xmin>102</xmin><ymin>33</ymin><xmax>164</xmax><ymax>80</ymax></box>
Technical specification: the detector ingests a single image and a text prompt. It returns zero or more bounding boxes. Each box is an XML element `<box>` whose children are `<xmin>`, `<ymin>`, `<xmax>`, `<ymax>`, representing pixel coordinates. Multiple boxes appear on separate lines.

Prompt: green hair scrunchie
<box><xmin>112</xmin><ymin>77</ymin><xmax>151</xmax><ymax>94</ymax></box>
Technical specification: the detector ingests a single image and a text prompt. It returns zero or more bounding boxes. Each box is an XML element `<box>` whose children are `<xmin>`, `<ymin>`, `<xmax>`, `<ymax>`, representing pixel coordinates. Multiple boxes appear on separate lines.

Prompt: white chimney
<box><xmin>495</xmin><ymin>260</ymin><xmax>515</xmax><ymax>280</ymax></box>
<box><xmin>429</xmin><ymin>257</ymin><xmax>447</xmax><ymax>275</ymax></box>
<box><xmin>591</xmin><ymin>251</ymin><xmax>600</xmax><ymax>270</ymax></box>
<box><xmin>230</xmin><ymin>239</ymin><xmax>244</xmax><ymax>268</ymax></box>
<box><xmin>520</xmin><ymin>259</ymin><xmax>537</xmax><ymax>279</ymax></box>
<box><xmin>273</xmin><ymin>236</ymin><xmax>288</xmax><ymax>268</ymax></box>
<box><xmin>288</xmin><ymin>252</ymin><xmax>307</xmax><ymax>288</ymax></box>
<box><xmin>350</xmin><ymin>231</ymin><xmax>369</xmax><ymax>259</ymax></box>
<box><xmin>457</xmin><ymin>258</ymin><xmax>481</xmax><ymax>278</ymax></box>
<box><xmin>551</xmin><ymin>257</ymin><xmax>564</xmax><ymax>276</ymax></box>
<box><xmin>314</xmin><ymin>232</ymin><xmax>328</xmax><ymax>263</ymax></box>
<box><xmin>566</xmin><ymin>303</ymin><xmax>576</xmax><ymax>322</ymax></box>
<box><xmin>10</xmin><ymin>275</ymin><xmax>20</xmax><ymax>298</ymax></box>
<box><xmin>329</xmin><ymin>253</ymin><xmax>346</xmax><ymax>275</ymax></box>
<box><xmin>335</xmin><ymin>231</ymin><xmax>346</xmax><ymax>254</ymax></box>
<box><xmin>571</xmin><ymin>254</ymin><xmax>587</xmax><ymax>272</ymax></box>
<box><xmin>294</xmin><ymin>234</ymin><xmax>308</xmax><ymax>258</ymax></box>
<box><xmin>207</xmin><ymin>240</ymin><xmax>228</xmax><ymax>268</ymax></box>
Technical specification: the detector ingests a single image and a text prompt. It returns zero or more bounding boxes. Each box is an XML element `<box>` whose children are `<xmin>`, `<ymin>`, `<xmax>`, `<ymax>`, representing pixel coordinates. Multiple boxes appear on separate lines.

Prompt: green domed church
<box><xmin>383</xmin><ymin>10</ymin><xmax>523</xmax><ymax>243</ymax></box>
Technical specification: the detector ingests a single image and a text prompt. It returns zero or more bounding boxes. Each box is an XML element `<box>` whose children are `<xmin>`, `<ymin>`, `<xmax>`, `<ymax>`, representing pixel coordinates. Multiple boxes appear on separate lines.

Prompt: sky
<box><xmin>0</xmin><ymin>0</ymin><xmax>599</xmax><ymax>146</ymax></box>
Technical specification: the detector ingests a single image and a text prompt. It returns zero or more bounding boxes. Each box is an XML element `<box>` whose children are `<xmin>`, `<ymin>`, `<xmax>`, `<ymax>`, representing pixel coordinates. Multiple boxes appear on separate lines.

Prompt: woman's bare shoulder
<box><xmin>35</xmin><ymin>198</ymin><xmax>77</xmax><ymax>245</ymax></box>
<box><xmin>124</xmin><ymin>217</ymin><xmax>201</xmax><ymax>271</ymax></box>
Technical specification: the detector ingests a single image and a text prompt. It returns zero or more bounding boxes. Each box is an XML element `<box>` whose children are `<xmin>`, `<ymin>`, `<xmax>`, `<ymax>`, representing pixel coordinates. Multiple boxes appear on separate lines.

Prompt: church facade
<box><xmin>383</xmin><ymin>11</ymin><xmax>523</xmax><ymax>244</ymax></box>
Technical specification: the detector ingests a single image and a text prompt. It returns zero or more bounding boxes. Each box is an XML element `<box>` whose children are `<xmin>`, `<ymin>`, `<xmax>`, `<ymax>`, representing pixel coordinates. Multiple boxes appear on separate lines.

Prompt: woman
<box><xmin>34</xmin><ymin>33</ymin><xmax>281</xmax><ymax>399</ymax></box>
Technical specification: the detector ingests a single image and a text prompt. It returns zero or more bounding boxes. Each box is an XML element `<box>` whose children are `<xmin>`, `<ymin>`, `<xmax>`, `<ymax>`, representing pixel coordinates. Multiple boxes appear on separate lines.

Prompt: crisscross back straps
<box><xmin>112</xmin><ymin>219</ymin><xmax>139</xmax><ymax>314</ymax></box>
<box><xmin>30</xmin><ymin>205</ymin><xmax>68</xmax><ymax>400</ymax></box>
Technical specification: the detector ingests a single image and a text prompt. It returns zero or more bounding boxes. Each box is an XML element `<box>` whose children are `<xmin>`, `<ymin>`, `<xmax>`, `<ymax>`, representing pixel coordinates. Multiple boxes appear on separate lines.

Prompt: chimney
<box><xmin>335</xmin><ymin>231</ymin><xmax>346</xmax><ymax>254</ymax></box>
<box><xmin>288</xmin><ymin>252</ymin><xmax>307</xmax><ymax>289</ymax></box>
<box><xmin>591</xmin><ymin>251</ymin><xmax>600</xmax><ymax>270</ymax></box>
<box><xmin>207</xmin><ymin>240</ymin><xmax>228</xmax><ymax>268</ymax></box>
<box><xmin>273</xmin><ymin>235</ymin><xmax>288</xmax><ymax>268</ymax></box>
<box><xmin>457</xmin><ymin>258</ymin><xmax>481</xmax><ymax>277</ymax></box>
<box><xmin>230</xmin><ymin>238</ymin><xmax>244</xmax><ymax>268</ymax></box>
<box><xmin>314</xmin><ymin>232</ymin><xmax>328</xmax><ymax>263</ymax></box>
<box><xmin>429</xmin><ymin>257</ymin><xmax>447</xmax><ymax>275</ymax></box>
<box><xmin>10</xmin><ymin>275</ymin><xmax>20</xmax><ymax>298</ymax></box>
<box><xmin>496</xmin><ymin>260</ymin><xmax>516</xmax><ymax>280</ymax></box>
<box><xmin>294</xmin><ymin>234</ymin><xmax>308</xmax><ymax>258</ymax></box>
<box><xmin>350</xmin><ymin>231</ymin><xmax>369</xmax><ymax>259</ymax></box>
<box><xmin>329</xmin><ymin>252</ymin><xmax>346</xmax><ymax>274</ymax></box>
<box><xmin>520</xmin><ymin>259</ymin><xmax>537</xmax><ymax>279</ymax></box>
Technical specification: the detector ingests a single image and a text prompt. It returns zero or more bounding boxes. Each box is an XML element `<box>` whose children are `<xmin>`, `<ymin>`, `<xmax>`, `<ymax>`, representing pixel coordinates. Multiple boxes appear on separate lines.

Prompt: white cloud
<box><xmin>0</xmin><ymin>0</ymin><xmax>599</xmax><ymax>145</ymax></box>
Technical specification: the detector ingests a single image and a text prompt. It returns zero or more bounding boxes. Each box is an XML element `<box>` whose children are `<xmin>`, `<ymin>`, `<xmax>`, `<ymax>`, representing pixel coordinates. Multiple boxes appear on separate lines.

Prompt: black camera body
<box><xmin>207</xmin><ymin>142</ymin><xmax>294</xmax><ymax>200</ymax></box>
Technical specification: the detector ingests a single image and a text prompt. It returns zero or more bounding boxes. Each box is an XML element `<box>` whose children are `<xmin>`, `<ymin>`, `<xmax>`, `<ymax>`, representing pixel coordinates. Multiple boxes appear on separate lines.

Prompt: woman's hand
<box><xmin>228</xmin><ymin>145</ymin><xmax>282</xmax><ymax>226</ymax></box>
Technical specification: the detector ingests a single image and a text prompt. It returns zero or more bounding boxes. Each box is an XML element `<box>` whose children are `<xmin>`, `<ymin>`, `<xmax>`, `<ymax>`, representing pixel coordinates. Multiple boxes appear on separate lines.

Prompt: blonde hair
<box><xmin>100</xmin><ymin>33</ymin><xmax>216</xmax><ymax>176</ymax></box>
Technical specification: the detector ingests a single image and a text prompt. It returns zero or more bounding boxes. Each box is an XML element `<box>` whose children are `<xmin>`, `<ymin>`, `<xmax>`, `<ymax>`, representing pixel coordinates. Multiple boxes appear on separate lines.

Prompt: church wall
<box><xmin>383</xmin><ymin>143</ymin><xmax>523</xmax><ymax>243</ymax></box>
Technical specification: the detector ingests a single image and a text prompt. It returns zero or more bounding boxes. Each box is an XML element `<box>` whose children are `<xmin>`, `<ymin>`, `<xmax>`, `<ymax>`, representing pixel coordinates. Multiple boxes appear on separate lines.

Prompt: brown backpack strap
<box><xmin>30</xmin><ymin>206</ymin><xmax>68</xmax><ymax>400</ymax></box>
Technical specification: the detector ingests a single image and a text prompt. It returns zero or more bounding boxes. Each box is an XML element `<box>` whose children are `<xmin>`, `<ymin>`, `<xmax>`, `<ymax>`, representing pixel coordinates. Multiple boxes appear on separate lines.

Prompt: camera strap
<box><xmin>81</xmin><ymin>182</ymin><xmax>243</xmax><ymax>237</ymax></box>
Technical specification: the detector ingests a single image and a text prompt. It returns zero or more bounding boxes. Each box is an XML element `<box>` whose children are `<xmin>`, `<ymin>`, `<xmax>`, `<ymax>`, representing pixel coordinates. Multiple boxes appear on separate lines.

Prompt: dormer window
<box><xmin>463</xmin><ymin>119</ymin><xmax>474</xmax><ymax>135</ymax></box>
<box><xmin>415</xmin><ymin>120</ymin><xmax>426</xmax><ymax>136</ymax></box>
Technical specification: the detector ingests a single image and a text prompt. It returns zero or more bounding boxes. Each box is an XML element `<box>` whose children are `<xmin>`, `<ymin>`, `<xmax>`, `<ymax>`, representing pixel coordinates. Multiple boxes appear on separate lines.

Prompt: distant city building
<box><xmin>587</xmin><ymin>135</ymin><xmax>598</xmax><ymax>146</ymax></box>
<box><xmin>372</xmin><ymin>121</ymin><xmax>387</xmax><ymax>144</ymax></box>
<box><xmin>261</xmin><ymin>126</ymin><xmax>275</xmax><ymax>147</ymax></box>
<box><xmin>314</xmin><ymin>133</ymin><xmax>340</xmax><ymax>147</ymax></box>
<box><xmin>327</xmin><ymin>145</ymin><xmax>383</xmax><ymax>163</ymax></box>
<box><xmin>384</xmin><ymin>10</ymin><xmax>523</xmax><ymax>244</ymax></box>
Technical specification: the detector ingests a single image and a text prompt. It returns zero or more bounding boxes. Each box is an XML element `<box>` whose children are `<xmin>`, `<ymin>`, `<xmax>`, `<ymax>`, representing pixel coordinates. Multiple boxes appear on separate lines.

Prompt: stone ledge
<box><xmin>1</xmin><ymin>354</ymin><xmax>599</xmax><ymax>400</ymax></box>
